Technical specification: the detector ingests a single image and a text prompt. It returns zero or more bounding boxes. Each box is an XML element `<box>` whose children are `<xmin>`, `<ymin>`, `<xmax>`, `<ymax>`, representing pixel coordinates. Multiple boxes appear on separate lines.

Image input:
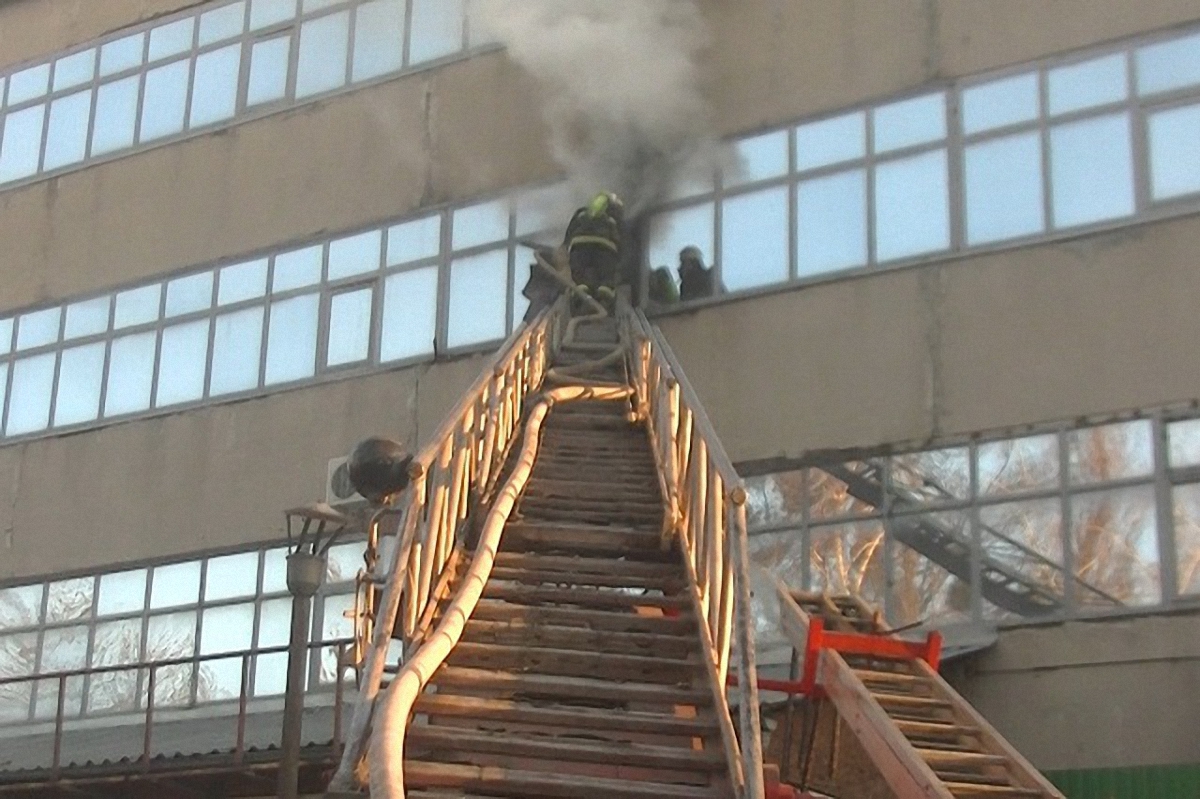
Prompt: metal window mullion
<box><xmin>0</xmin><ymin>351</ymin><xmax>15</xmax><ymax>437</ymax></box>
<box><xmin>434</xmin><ymin>209</ymin><xmax>453</xmax><ymax>356</ymax></box>
<box><xmin>33</xmin><ymin>82</ymin><xmax>52</xmax><ymax>176</ymax></box>
<box><xmin>865</xmin><ymin>111</ymin><xmax>879</xmax><ymax>267</ymax></box>
<box><xmin>285</xmin><ymin>19</ymin><xmax>301</xmax><ymax>101</ymax></box>
<box><xmin>1127</xmin><ymin>49</ymin><xmax>1153</xmax><ymax>213</ymax></box>
<box><xmin>1057</xmin><ymin>431</ymin><xmax>1075</xmax><ymax>615</ymax></box>
<box><xmin>147</xmin><ymin>285</ymin><xmax>167</xmax><ymax>412</ymax></box>
<box><xmin>946</xmin><ymin>91</ymin><xmax>966</xmax><ymax>253</ymax></box>
<box><xmin>235</xmin><ymin>30</ymin><xmax>254</xmax><ymax>115</ymax></box>
<box><xmin>81</xmin><ymin>45</ymin><xmax>103</xmax><ymax>165</ymax></box>
<box><xmin>1038</xmin><ymin>67</ymin><xmax>1056</xmax><ymax>232</ymax></box>
<box><xmin>711</xmin><ymin>189</ymin><xmax>724</xmax><ymax>296</ymax></box>
<box><xmin>78</xmin><ymin>574</ymin><xmax>100</xmax><ymax>716</ymax></box>
<box><xmin>1152</xmin><ymin>415</ymin><xmax>1180</xmax><ymax>603</ymax></box>
<box><xmin>192</xmin><ymin>560</ymin><xmax>208</xmax><ymax>706</ymax></box>
<box><xmin>345</xmin><ymin>0</ymin><xmax>359</xmax><ymax>87</ymax></box>
<box><xmin>787</xmin><ymin>127</ymin><xmax>799</xmax><ymax>281</ymax></box>
<box><xmin>401</xmin><ymin>0</ymin><xmax>415</xmax><ymax>67</ymax></box>
<box><xmin>257</xmin><ymin>257</ymin><xmax>276</xmax><ymax>390</ymax></box>
<box><xmin>201</xmin><ymin>270</ymin><xmax>220</xmax><ymax>399</ymax></box>
<box><xmin>316</xmin><ymin>245</ymin><xmax>335</xmax><ymax>373</ymax></box>
<box><xmin>880</xmin><ymin>459</ymin><xmax>897</xmax><ymax>625</ymax></box>
<box><xmin>42</xmin><ymin>309</ymin><xmax>66</xmax><ymax>436</ymax></box>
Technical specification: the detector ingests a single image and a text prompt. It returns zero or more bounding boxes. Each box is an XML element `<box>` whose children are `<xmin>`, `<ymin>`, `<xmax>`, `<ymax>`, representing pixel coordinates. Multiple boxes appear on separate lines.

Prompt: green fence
<box><xmin>1048</xmin><ymin>764</ymin><xmax>1200</xmax><ymax>799</ymax></box>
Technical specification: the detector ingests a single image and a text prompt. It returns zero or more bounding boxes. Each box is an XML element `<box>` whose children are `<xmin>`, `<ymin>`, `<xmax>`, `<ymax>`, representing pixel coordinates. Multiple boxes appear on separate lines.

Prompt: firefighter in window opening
<box><xmin>677</xmin><ymin>245</ymin><xmax>717</xmax><ymax>302</ymax></box>
<box><xmin>647</xmin><ymin>266</ymin><xmax>680</xmax><ymax>308</ymax></box>
<box><xmin>520</xmin><ymin>243</ymin><xmax>570</xmax><ymax>323</ymax></box>
<box><xmin>564</xmin><ymin>192</ymin><xmax>626</xmax><ymax>311</ymax></box>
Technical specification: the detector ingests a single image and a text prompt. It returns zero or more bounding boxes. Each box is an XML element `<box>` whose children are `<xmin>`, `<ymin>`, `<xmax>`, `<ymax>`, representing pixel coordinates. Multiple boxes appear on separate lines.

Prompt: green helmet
<box><xmin>587</xmin><ymin>192</ymin><xmax>624</xmax><ymax>218</ymax></box>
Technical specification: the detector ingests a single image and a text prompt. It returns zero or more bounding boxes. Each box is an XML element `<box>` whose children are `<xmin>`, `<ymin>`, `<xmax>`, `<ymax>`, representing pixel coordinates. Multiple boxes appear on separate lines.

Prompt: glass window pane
<box><xmin>145</xmin><ymin>612</ymin><xmax>197</xmax><ymax>707</ymax></box>
<box><xmin>262</xmin><ymin>547</ymin><xmax>288</xmax><ymax>594</ymax></box>
<box><xmin>114</xmin><ymin>284</ymin><xmax>161</xmax><ymax>329</ymax></box>
<box><xmin>321</xmin><ymin>591</ymin><xmax>354</xmax><ymax>639</ymax></box>
<box><xmin>264</xmin><ymin>293</ymin><xmax>319</xmax><ymax>384</ymax></box>
<box><xmin>1071</xmin><ymin>486</ymin><xmax>1159</xmax><ymax>607</ymax></box>
<box><xmin>512</xmin><ymin>245</ymin><xmax>533</xmax><ymax>327</ymax></box>
<box><xmin>199</xmin><ymin>2</ymin><xmax>246</xmax><ymax>46</ymax></box>
<box><xmin>140</xmin><ymin>60</ymin><xmax>191</xmax><ymax>142</ymax></box>
<box><xmin>16</xmin><ymin>307</ymin><xmax>61</xmax><ymax>350</ymax></box>
<box><xmin>43</xmin><ymin>90</ymin><xmax>92</xmax><ymax>171</ymax></box>
<box><xmin>296</xmin><ymin>11</ymin><xmax>350</xmax><ymax>98</ymax></box>
<box><xmin>45</xmin><ymin>578</ymin><xmax>95</xmax><ymax>623</ymax></box>
<box><xmin>1168</xmin><ymin>419</ymin><xmax>1200</xmax><ymax>468</ymax></box>
<box><xmin>1048</xmin><ymin>53</ymin><xmax>1127</xmax><ymax>116</ymax></box>
<box><xmin>203</xmin><ymin>552</ymin><xmax>259</xmax><ymax>602</ymax></box>
<box><xmin>189</xmin><ymin>43</ymin><xmax>242</xmax><ymax>128</ymax></box>
<box><xmin>0</xmin><ymin>317</ymin><xmax>12</xmax><ymax>354</ymax></box>
<box><xmin>53</xmin><ymin>342</ymin><xmax>106</xmax><ymax>426</ymax></box>
<box><xmin>6</xmin><ymin>354</ymin><xmax>56</xmax><ymax>435</ymax></box>
<box><xmin>218</xmin><ymin>258</ymin><xmax>269</xmax><ymax>305</ymax></box>
<box><xmin>254</xmin><ymin>650</ymin><xmax>288</xmax><ymax>696</ymax></box>
<box><xmin>328</xmin><ymin>229</ymin><xmax>382</xmax><ymax>280</ymax></box>
<box><xmin>979</xmin><ymin>498</ymin><xmax>1065</xmax><ymax>604</ymax></box>
<box><xmin>155</xmin><ymin>320</ymin><xmax>210</xmax><ymax>407</ymax></box>
<box><xmin>0</xmin><ymin>631</ymin><xmax>38</xmax><ymax>717</ymax></box>
<box><xmin>39</xmin><ymin>626</ymin><xmax>89</xmax><ymax>706</ymax></box>
<box><xmin>666</xmin><ymin>171</ymin><xmax>714</xmax><ymax>203</ymax></box>
<box><xmin>99</xmin><ymin>33</ymin><xmax>145</xmax><ymax>77</ymax></box>
<box><xmin>797</xmin><ymin>169</ymin><xmax>867</xmax><ymax>277</ymax></box>
<box><xmin>388</xmin><ymin>215</ymin><xmax>442</xmax><ymax>265</ymax></box>
<box><xmin>53</xmin><ymin>49</ymin><xmax>96</xmax><ymax>92</ymax></box>
<box><xmin>647</xmin><ymin>203</ymin><xmax>714</xmax><ymax>287</ymax></box>
<box><xmin>257</xmin><ymin>597</ymin><xmax>291</xmax><ymax>649</ymax></box>
<box><xmin>272</xmin><ymin>246</ymin><xmax>323</xmax><ymax>292</ymax></box>
<box><xmin>7</xmin><ymin>63</ymin><xmax>50</xmax><ymax>105</ymax></box>
<box><xmin>409</xmin><ymin>0</ymin><xmax>464</xmax><ymax>65</ymax></box>
<box><xmin>149</xmin><ymin>18</ymin><xmax>196</xmax><ymax>62</ymax></box>
<box><xmin>327</xmin><ymin>287</ymin><xmax>373</xmax><ymax>366</ymax></box>
<box><xmin>326</xmin><ymin>540</ymin><xmax>367</xmax><ymax>583</ymax></box>
<box><xmin>91</xmin><ymin>76</ymin><xmax>140</xmax><ymax>156</ymax></box>
<box><xmin>727</xmin><ymin>130</ymin><xmax>788</xmax><ymax>187</ymax></box>
<box><xmin>1065</xmin><ymin>420</ymin><xmax>1153</xmax><ymax>485</ymax></box>
<box><xmin>1137</xmin><ymin>31</ymin><xmax>1200</xmax><ymax>96</ymax></box>
<box><xmin>1050</xmin><ymin>113</ymin><xmax>1134</xmax><ymax>228</ymax></box>
<box><xmin>1148</xmin><ymin>103</ymin><xmax>1200</xmax><ymax>201</ymax></box>
<box><xmin>165</xmin><ymin>272</ymin><xmax>214</xmax><ymax>317</ymax></box>
<box><xmin>210</xmin><ymin>307</ymin><xmax>264</xmax><ymax>395</ymax></box>
<box><xmin>964</xmin><ymin>131</ymin><xmax>1045</xmax><ymax>245</ymax></box>
<box><xmin>64</xmin><ymin>296</ymin><xmax>111</xmax><ymax>340</ymax></box>
<box><xmin>452</xmin><ymin>199</ymin><xmax>509</xmax><ymax>250</ymax></box>
<box><xmin>88</xmin><ymin>618</ymin><xmax>142</xmax><ymax>713</ymax></box>
<box><xmin>1172</xmin><ymin>483</ymin><xmax>1200</xmax><ymax>595</ymax></box>
<box><xmin>97</xmin><ymin>569</ymin><xmax>148</xmax><ymax>617</ymax></box>
<box><xmin>514</xmin><ymin>182</ymin><xmax>572</xmax><ymax>238</ymax></box>
<box><xmin>247</xmin><ymin>35</ymin><xmax>291</xmax><ymax>107</ymax></box>
<box><xmin>874</xmin><ymin>149</ymin><xmax>950</xmax><ymax>262</ymax></box>
<box><xmin>104</xmin><ymin>331</ymin><xmax>157</xmax><ymax>416</ymax></box>
<box><xmin>795</xmin><ymin>111</ymin><xmax>865</xmax><ymax>171</ymax></box>
<box><xmin>200</xmin><ymin>603</ymin><xmax>255</xmax><ymax>655</ymax></box>
<box><xmin>250</xmin><ymin>0</ymin><xmax>298</xmax><ymax>30</ymax></box>
<box><xmin>962</xmin><ymin>72</ymin><xmax>1040</xmax><ymax>135</ymax></box>
<box><xmin>891</xmin><ymin>514</ymin><xmax>973</xmax><ymax>627</ymax></box>
<box><xmin>0</xmin><ymin>584</ymin><xmax>43</xmax><ymax>630</ymax></box>
<box><xmin>0</xmin><ymin>103</ymin><xmax>46</xmax><ymax>182</ymax></box>
<box><xmin>978</xmin><ymin>434</ymin><xmax>1059</xmax><ymax>496</ymax></box>
<box><xmin>353</xmin><ymin>0</ymin><xmax>405</xmax><ymax>82</ymax></box>
<box><xmin>873</xmin><ymin>93</ymin><xmax>946</xmax><ymax>153</ymax></box>
<box><xmin>380</xmin><ymin>266</ymin><xmax>438</xmax><ymax>362</ymax></box>
<box><xmin>151</xmin><ymin>562</ymin><xmax>201</xmax><ymax>609</ymax></box>
<box><xmin>809</xmin><ymin>522</ymin><xmax>887</xmax><ymax>608</ymax></box>
<box><xmin>721</xmin><ymin>186</ymin><xmax>788</xmax><ymax>292</ymax></box>
<box><xmin>447</xmin><ymin>250</ymin><xmax>508</xmax><ymax>348</ymax></box>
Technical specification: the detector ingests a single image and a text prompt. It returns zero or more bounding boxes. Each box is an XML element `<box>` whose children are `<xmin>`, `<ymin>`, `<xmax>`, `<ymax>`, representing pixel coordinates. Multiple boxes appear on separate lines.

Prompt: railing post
<box><xmin>731</xmin><ymin>490</ymin><xmax>765</xmax><ymax>799</ymax></box>
<box><xmin>143</xmin><ymin>665</ymin><xmax>156</xmax><ymax>770</ymax></box>
<box><xmin>51</xmin><ymin>674</ymin><xmax>66</xmax><ymax>779</ymax></box>
<box><xmin>235</xmin><ymin>653</ymin><xmax>250</xmax><ymax>765</ymax></box>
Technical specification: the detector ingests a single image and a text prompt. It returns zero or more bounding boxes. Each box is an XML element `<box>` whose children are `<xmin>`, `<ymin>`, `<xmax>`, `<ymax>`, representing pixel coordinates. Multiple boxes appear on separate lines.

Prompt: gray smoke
<box><xmin>470</xmin><ymin>0</ymin><xmax>725</xmax><ymax>218</ymax></box>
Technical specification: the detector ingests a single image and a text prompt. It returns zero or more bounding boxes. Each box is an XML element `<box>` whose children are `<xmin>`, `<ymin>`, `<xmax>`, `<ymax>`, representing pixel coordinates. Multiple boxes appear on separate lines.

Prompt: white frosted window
<box><xmin>149</xmin><ymin>18</ymin><xmax>196</xmax><ymax>61</ymax></box>
<box><xmin>1137</xmin><ymin>32</ymin><xmax>1200</xmax><ymax>96</ymax></box>
<box><xmin>409</xmin><ymin>0</ymin><xmax>464</xmax><ymax>65</ymax></box>
<box><xmin>961</xmin><ymin>72</ymin><xmax>1040</xmax><ymax>135</ymax></box>
<box><xmin>721</xmin><ymin>187</ymin><xmax>789</xmax><ymax>292</ymax></box>
<box><xmin>296</xmin><ymin>11</ymin><xmax>350</xmax><ymax>98</ymax></box>
<box><xmin>88</xmin><ymin>618</ymin><xmax>142</xmax><ymax>711</ymax></box>
<box><xmin>1050</xmin><ymin>113</ymin><xmax>1134</xmax><ymax>228</ymax></box>
<box><xmin>273</xmin><ymin>245</ymin><xmax>323</xmax><ymax>291</ymax></box>
<box><xmin>16</xmin><ymin>307</ymin><xmax>61</xmax><ymax>351</ymax></box>
<box><xmin>156</xmin><ymin>320</ymin><xmax>210</xmax><ymax>407</ymax></box>
<box><xmin>965</xmin><ymin>132</ymin><xmax>1045</xmax><ymax>245</ymax></box>
<box><xmin>328</xmin><ymin>229</ymin><xmax>382</xmax><ymax>280</ymax></box>
<box><xmin>257</xmin><ymin>598</ymin><xmax>290</xmax><ymax>656</ymax></box>
<box><xmin>150</xmin><ymin>562</ymin><xmax>202</xmax><ymax>609</ymax></box>
<box><xmin>326</xmin><ymin>541</ymin><xmax>366</xmax><ymax>582</ymax></box>
<box><xmin>218</xmin><ymin>259</ymin><xmax>269</xmax><ymax>305</ymax></box>
<box><xmin>250</xmin><ymin>0</ymin><xmax>298</xmax><ymax>30</ymax></box>
<box><xmin>97</xmin><ymin>570</ymin><xmax>148</xmax><ymax>616</ymax></box>
<box><xmin>1148</xmin><ymin>104</ymin><xmax>1200</xmax><ymax>201</ymax></box>
<box><xmin>0</xmin><ymin>318</ymin><xmax>13</xmax><ymax>354</ymax></box>
<box><xmin>205</xmin><ymin>552</ymin><xmax>261</xmax><ymax>601</ymax></box>
<box><xmin>166</xmin><ymin>272</ymin><xmax>214</xmax><ymax>317</ymax></box>
<box><xmin>43</xmin><ymin>90</ymin><xmax>92</xmax><ymax>171</ymax></box>
<box><xmin>91</xmin><ymin>76</ymin><xmax>140</xmax><ymax>156</ymax></box>
<box><xmin>254</xmin><ymin>650</ymin><xmax>288</xmax><ymax>696</ymax></box>
<box><xmin>514</xmin><ymin>182</ymin><xmax>572</xmax><ymax>237</ymax></box>
<box><xmin>139</xmin><ymin>60</ymin><xmax>191</xmax><ymax>142</ymax></box>
<box><xmin>795</xmin><ymin>112</ymin><xmax>865</xmax><ymax>171</ymax></box>
<box><xmin>0</xmin><ymin>104</ymin><xmax>46</xmax><ymax>182</ymax></box>
<box><xmin>353</xmin><ymin>0</ymin><xmax>406</xmax><ymax>82</ymax></box>
<box><xmin>0</xmin><ymin>583</ymin><xmax>41</xmax><ymax>630</ymax></box>
<box><xmin>99</xmin><ymin>34</ymin><xmax>145</xmax><ymax>77</ymax></box>
<box><xmin>114</xmin><ymin>285</ymin><xmax>162</xmax><ymax>329</ymax></box>
<box><xmin>327</xmin><ymin>287</ymin><xmax>374</xmax><ymax>366</ymax></box>
<box><xmin>64</xmin><ymin>298</ymin><xmax>110</xmax><ymax>341</ymax></box>
<box><xmin>45</xmin><ymin>578</ymin><xmax>95</xmax><ymax>623</ymax></box>
<box><xmin>104</xmin><ymin>332</ymin><xmax>157</xmax><ymax>416</ymax></box>
<box><xmin>727</xmin><ymin>130</ymin><xmax>789</xmax><ymax>187</ymax></box>
<box><xmin>874</xmin><ymin>149</ymin><xmax>950</xmax><ymax>262</ymax></box>
<box><xmin>7</xmin><ymin>64</ymin><xmax>50</xmax><ymax>105</ymax></box>
<box><xmin>209</xmin><ymin>307</ymin><xmax>264</xmax><ymax>395</ymax></box>
<box><xmin>54</xmin><ymin>342</ymin><xmax>106</xmax><ymax>427</ymax></box>
<box><xmin>381</xmin><ymin>266</ymin><xmax>438</xmax><ymax>361</ymax></box>
<box><xmin>5</xmin><ymin>354</ymin><xmax>56</xmax><ymax>435</ymax></box>
<box><xmin>647</xmin><ymin>203</ymin><xmax>714</xmax><ymax>278</ymax></box>
<box><xmin>797</xmin><ymin>169</ymin><xmax>867</xmax><ymax>277</ymax></box>
<box><xmin>453</xmin><ymin>200</ymin><xmax>509</xmax><ymax>250</ymax></box>
<box><xmin>53</xmin><ymin>49</ymin><xmax>96</xmax><ymax>91</ymax></box>
<box><xmin>0</xmin><ymin>364</ymin><xmax>8</xmax><ymax>436</ymax></box>
<box><xmin>448</xmin><ymin>250</ymin><xmax>507</xmax><ymax>348</ymax></box>
<box><xmin>199</xmin><ymin>2</ymin><xmax>247</xmax><ymax>46</ymax></box>
<box><xmin>264</xmin><ymin>293</ymin><xmax>319</xmax><ymax>384</ymax></box>
<box><xmin>38</xmin><ymin>626</ymin><xmax>88</xmax><ymax>716</ymax></box>
<box><xmin>873</xmin><ymin>93</ymin><xmax>946</xmax><ymax>153</ymax></box>
<box><xmin>145</xmin><ymin>612</ymin><xmax>198</xmax><ymax>706</ymax></box>
<box><xmin>388</xmin><ymin>215</ymin><xmax>442</xmax><ymax>265</ymax></box>
<box><xmin>189</xmin><ymin>44</ymin><xmax>242</xmax><ymax>128</ymax></box>
<box><xmin>247</xmin><ymin>35</ymin><xmax>291</xmax><ymax>107</ymax></box>
<box><xmin>1048</xmin><ymin>54</ymin><xmax>1127</xmax><ymax>116</ymax></box>
<box><xmin>200</xmin><ymin>605</ymin><xmax>255</xmax><ymax>672</ymax></box>
<box><xmin>262</xmin><ymin>547</ymin><xmax>288</xmax><ymax>593</ymax></box>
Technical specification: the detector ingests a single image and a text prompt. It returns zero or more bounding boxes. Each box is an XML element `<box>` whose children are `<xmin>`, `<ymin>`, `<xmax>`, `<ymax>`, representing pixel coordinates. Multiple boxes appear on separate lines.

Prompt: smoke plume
<box><xmin>470</xmin><ymin>0</ymin><xmax>723</xmax><ymax>218</ymax></box>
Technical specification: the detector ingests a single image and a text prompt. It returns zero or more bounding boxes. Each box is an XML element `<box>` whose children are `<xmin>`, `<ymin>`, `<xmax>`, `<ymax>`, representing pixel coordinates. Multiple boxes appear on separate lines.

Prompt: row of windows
<box><xmin>0</xmin><ymin>540</ymin><xmax>367</xmax><ymax>723</ymax></box>
<box><xmin>648</xmin><ymin>28</ymin><xmax>1200</xmax><ymax>294</ymax></box>
<box><xmin>0</xmin><ymin>0</ymin><xmax>481</xmax><ymax>186</ymax></box>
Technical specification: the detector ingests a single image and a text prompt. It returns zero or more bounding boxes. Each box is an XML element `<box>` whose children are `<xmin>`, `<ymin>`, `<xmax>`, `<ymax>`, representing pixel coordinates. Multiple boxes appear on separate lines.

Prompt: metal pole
<box><xmin>279</xmin><ymin>551</ymin><xmax>325</xmax><ymax>799</ymax></box>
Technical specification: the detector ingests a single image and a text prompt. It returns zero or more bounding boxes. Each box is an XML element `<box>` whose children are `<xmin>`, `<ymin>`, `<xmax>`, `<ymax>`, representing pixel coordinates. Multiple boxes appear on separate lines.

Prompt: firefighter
<box><xmin>519</xmin><ymin>244</ymin><xmax>569</xmax><ymax>322</ymax></box>
<box><xmin>564</xmin><ymin>192</ymin><xmax>625</xmax><ymax>310</ymax></box>
<box><xmin>677</xmin><ymin>245</ymin><xmax>716</xmax><ymax>302</ymax></box>
<box><xmin>647</xmin><ymin>266</ymin><xmax>680</xmax><ymax>307</ymax></box>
